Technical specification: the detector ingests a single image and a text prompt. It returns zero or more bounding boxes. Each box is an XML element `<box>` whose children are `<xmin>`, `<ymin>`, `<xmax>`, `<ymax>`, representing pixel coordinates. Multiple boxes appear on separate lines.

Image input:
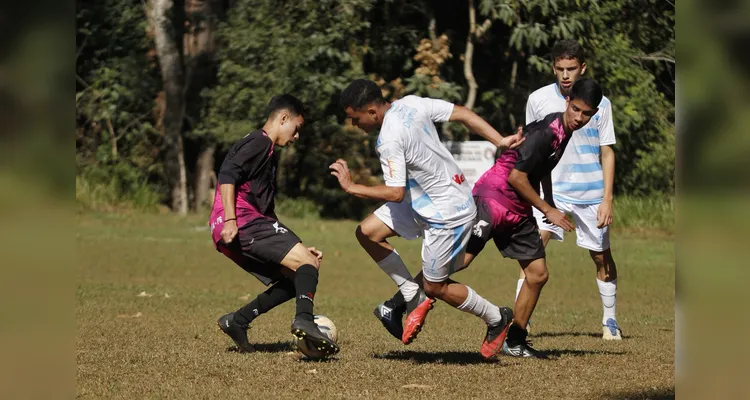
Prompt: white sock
<box><xmin>597</xmin><ymin>278</ymin><xmax>617</xmax><ymax>325</ymax></box>
<box><xmin>515</xmin><ymin>278</ymin><xmax>524</xmax><ymax>302</ymax></box>
<box><xmin>377</xmin><ymin>250</ymin><xmax>418</xmax><ymax>301</ymax></box>
<box><xmin>457</xmin><ymin>286</ymin><xmax>503</xmax><ymax>326</ymax></box>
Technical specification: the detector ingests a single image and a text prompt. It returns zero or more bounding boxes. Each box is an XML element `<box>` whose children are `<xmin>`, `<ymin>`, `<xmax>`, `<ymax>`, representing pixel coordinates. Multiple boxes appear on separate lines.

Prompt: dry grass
<box><xmin>77</xmin><ymin>212</ymin><xmax>674</xmax><ymax>399</ymax></box>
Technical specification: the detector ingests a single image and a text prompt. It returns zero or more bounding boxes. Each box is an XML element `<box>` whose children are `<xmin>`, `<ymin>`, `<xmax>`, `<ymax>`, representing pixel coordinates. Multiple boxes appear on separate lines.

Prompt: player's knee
<box><xmin>298</xmin><ymin>251</ymin><xmax>320</xmax><ymax>269</ymax></box>
<box><xmin>355</xmin><ymin>223</ymin><xmax>382</xmax><ymax>246</ymax></box>
<box><xmin>525</xmin><ymin>265</ymin><xmax>549</xmax><ymax>286</ymax></box>
<box><xmin>355</xmin><ymin>225</ymin><xmax>369</xmax><ymax>244</ymax></box>
<box><xmin>422</xmin><ymin>280</ymin><xmax>445</xmax><ymax>299</ymax></box>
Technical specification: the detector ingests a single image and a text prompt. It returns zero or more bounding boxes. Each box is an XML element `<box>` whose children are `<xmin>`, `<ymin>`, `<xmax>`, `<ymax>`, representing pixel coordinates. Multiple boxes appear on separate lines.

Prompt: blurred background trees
<box><xmin>76</xmin><ymin>0</ymin><xmax>674</xmax><ymax>218</ymax></box>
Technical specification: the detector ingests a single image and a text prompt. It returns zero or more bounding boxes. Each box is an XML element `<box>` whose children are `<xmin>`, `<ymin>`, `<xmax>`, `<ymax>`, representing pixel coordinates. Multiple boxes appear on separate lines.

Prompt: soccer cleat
<box><xmin>291</xmin><ymin>317</ymin><xmax>340</xmax><ymax>356</ymax></box>
<box><xmin>217</xmin><ymin>312</ymin><xmax>255</xmax><ymax>353</ymax></box>
<box><xmin>501</xmin><ymin>324</ymin><xmax>548</xmax><ymax>359</ymax></box>
<box><xmin>401</xmin><ymin>290</ymin><xmax>435</xmax><ymax>345</ymax></box>
<box><xmin>373</xmin><ymin>302</ymin><xmax>405</xmax><ymax>341</ymax></box>
<box><xmin>602</xmin><ymin>318</ymin><xmax>623</xmax><ymax>341</ymax></box>
<box><xmin>480</xmin><ymin>307</ymin><xmax>514</xmax><ymax>359</ymax></box>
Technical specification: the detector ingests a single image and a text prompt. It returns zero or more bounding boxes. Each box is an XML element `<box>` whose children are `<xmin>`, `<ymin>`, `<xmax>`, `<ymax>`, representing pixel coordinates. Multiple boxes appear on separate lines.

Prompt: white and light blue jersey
<box><xmin>377</xmin><ymin>95</ymin><xmax>476</xmax><ymax>229</ymax></box>
<box><xmin>525</xmin><ymin>83</ymin><xmax>616</xmax><ymax>204</ymax></box>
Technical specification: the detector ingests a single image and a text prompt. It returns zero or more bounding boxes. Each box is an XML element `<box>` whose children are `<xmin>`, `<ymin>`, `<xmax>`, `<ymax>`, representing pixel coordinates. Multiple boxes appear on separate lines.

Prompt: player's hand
<box><xmin>221</xmin><ymin>219</ymin><xmax>238</xmax><ymax>244</ymax></box>
<box><xmin>597</xmin><ymin>199</ymin><xmax>613</xmax><ymax>228</ymax></box>
<box><xmin>308</xmin><ymin>247</ymin><xmax>323</xmax><ymax>261</ymax></box>
<box><xmin>543</xmin><ymin>208</ymin><xmax>574</xmax><ymax>232</ymax></box>
<box><xmin>329</xmin><ymin>159</ymin><xmax>353</xmax><ymax>193</ymax></box>
<box><xmin>498</xmin><ymin>126</ymin><xmax>525</xmax><ymax>151</ymax></box>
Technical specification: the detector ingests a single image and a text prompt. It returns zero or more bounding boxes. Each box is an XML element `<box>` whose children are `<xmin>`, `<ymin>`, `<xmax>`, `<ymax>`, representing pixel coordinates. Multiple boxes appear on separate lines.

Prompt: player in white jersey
<box><xmin>523</xmin><ymin>40</ymin><xmax>622</xmax><ymax>340</ymax></box>
<box><xmin>330</xmin><ymin>79</ymin><xmax>523</xmax><ymax>358</ymax></box>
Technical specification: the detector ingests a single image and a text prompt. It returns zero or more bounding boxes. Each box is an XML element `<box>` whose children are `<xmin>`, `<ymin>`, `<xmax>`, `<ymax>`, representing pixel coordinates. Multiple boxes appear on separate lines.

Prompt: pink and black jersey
<box><xmin>472</xmin><ymin>112</ymin><xmax>572</xmax><ymax>217</ymax></box>
<box><xmin>209</xmin><ymin>130</ymin><xmax>277</xmax><ymax>245</ymax></box>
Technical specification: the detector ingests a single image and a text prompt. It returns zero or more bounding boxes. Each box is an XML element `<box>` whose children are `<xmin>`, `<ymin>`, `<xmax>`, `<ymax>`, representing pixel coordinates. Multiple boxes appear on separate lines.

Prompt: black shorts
<box><xmin>217</xmin><ymin>217</ymin><xmax>301</xmax><ymax>286</ymax></box>
<box><xmin>466</xmin><ymin>199</ymin><xmax>546</xmax><ymax>261</ymax></box>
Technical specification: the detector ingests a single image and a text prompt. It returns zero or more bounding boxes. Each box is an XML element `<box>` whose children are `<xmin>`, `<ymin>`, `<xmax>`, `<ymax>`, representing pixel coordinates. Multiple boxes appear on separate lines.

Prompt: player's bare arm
<box><xmin>329</xmin><ymin>159</ymin><xmax>405</xmax><ymax>202</ymax></box>
<box><xmin>598</xmin><ymin>145</ymin><xmax>615</xmax><ymax>228</ymax></box>
<box><xmin>509</xmin><ymin>168</ymin><xmax>574</xmax><ymax>231</ymax></box>
<box><xmin>219</xmin><ymin>183</ymin><xmax>238</xmax><ymax>243</ymax></box>
<box><xmin>449</xmin><ymin>105</ymin><xmax>525</xmax><ymax>150</ymax></box>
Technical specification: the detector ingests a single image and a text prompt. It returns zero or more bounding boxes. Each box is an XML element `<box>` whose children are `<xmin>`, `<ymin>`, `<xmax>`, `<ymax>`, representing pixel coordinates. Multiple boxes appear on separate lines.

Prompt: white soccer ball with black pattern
<box><xmin>295</xmin><ymin>315</ymin><xmax>338</xmax><ymax>359</ymax></box>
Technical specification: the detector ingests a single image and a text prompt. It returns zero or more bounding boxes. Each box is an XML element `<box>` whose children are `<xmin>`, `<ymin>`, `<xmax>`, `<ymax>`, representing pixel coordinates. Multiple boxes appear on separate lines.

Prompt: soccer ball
<box><xmin>295</xmin><ymin>315</ymin><xmax>338</xmax><ymax>359</ymax></box>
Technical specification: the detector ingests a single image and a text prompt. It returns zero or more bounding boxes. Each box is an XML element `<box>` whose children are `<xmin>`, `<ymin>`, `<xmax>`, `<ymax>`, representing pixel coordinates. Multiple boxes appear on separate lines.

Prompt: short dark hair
<box><xmin>550</xmin><ymin>39</ymin><xmax>585</xmax><ymax>64</ymax></box>
<box><xmin>340</xmin><ymin>79</ymin><xmax>386</xmax><ymax>110</ymax></box>
<box><xmin>569</xmin><ymin>78</ymin><xmax>603</xmax><ymax>109</ymax></box>
<box><xmin>266</xmin><ymin>94</ymin><xmax>308</xmax><ymax>119</ymax></box>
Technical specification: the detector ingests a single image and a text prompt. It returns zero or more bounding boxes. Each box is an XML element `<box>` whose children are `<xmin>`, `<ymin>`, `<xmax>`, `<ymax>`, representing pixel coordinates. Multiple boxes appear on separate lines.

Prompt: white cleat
<box><xmin>602</xmin><ymin>318</ymin><xmax>622</xmax><ymax>340</ymax></box>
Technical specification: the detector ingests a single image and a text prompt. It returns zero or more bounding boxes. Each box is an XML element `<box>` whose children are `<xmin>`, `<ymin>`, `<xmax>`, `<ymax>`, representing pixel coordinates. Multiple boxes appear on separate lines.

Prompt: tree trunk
<box><xmin>149</xmin><ymin>0</ymin><xmax>188</xmax><ymax>215</ymax></box>
<box><xmin>509</xmin><ymin>60</ymin><xmax>518</xmax><ymax>128</ymax></box>
<box><xmin>194</xmin><ymin>144</ymin><xmax>215</xmax><ymax>211</ymax></box>
<box><xmin>464</xmin><ymin>0</ymin><xmax>478</xmax><ymax>111</ymax></box>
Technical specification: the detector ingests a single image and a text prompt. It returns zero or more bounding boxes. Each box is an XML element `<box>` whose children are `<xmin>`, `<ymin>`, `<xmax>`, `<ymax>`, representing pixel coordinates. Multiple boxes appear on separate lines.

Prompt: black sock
<box><xmin>234</xmin><ymin>279</ymin><xmax>296</xmax><ymax>326</ymax></box>
<box><xmin>294</xmin><ymin>264</ymin><xmax>318</xmax><ymax>321</ymax></box>
<box><xmin>507</xmin><ymin>323</ymin><xmax>528</xmax><ymax>344</ymax></box>
<box><xmin>387</xmin><ymin>290</ymin><xmax>407</xmax><ymax>312</ymax></box>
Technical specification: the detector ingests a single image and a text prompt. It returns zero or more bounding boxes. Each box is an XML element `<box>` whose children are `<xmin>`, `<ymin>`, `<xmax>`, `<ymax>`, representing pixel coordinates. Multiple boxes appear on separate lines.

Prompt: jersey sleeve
<box><xmin>513</xmin><ymin>131</ymin><xmax>551</xmax><ymax>174</ymax></box>
<box><xmin>423</xmin><ymin>97</ymin><xmax>455</xmax><ymax>123</ymax></box>
<box><xmin>377</xmin><ymin>140</ymin><xmax>407</xmax><ymax>187</ymax></box>
<box><xmin>217</xmin><ymin>136</ymin><xmax>272</xmax><ymax>185</ymax></box>
<box><xmin>525</xmin><ymin>95</ymin><xmax>539</xmax><ymax>125</ymax></box>
<box><xmin>598</xmin><ymin>100</ymin><xmax>616</xmax><ymax>146</ymax></box>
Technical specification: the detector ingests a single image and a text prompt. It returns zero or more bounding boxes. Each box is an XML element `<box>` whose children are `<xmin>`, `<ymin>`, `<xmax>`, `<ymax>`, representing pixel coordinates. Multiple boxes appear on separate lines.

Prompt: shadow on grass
<box><xmin>226</xmin><ymin>340</ymin><xmax>295</xmax><ymax>353</ymax></box>
<box><xmin>373</xmin><ymin>350</ymin><xmax>496</xmax><ymax>365</ymax></box>
<box><xmin>544</xmin><ymin>348</ymin><xmax>627</xmax><ymax>358</ymax></box>
<box><xmin>534</xmin><ymin>331</ymin><xmax>636</xmax><ymax>339</ymax></box>
<box><xmin>601</xmin><ymin>387</ymin><xmax>674</xmax><ymax>399</ymax></box>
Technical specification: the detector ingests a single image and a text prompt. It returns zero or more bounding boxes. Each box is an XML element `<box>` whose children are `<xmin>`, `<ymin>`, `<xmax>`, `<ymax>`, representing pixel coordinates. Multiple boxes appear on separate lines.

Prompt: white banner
<box><xmin>442</xmin><ymin>141</ymin><xmax>498</xmax><ymax>188</ymax></box>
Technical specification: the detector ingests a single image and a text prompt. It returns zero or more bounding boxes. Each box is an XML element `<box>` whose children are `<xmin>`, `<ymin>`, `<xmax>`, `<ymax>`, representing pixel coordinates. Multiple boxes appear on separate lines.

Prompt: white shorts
<box><xmin>374</xmin><ymin>202</ymin><xmax>473</xmax><ymax>282</ymax></box>
<box><xmin>532</xmin><ymin>200</ymin><xmax>610</xmax><ymax>252</ymax></box>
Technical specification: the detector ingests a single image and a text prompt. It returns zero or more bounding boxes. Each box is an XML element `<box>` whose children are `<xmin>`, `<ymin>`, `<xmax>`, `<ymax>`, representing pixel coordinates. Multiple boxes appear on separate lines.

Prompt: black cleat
<box><xmin>291</xmin><ymin>317</ymin><xmax>339</xmax><ymax>356</ymax></box>
<box><xmin>373</xmin><ymin>301</ymin><xmax>405</xmax><ymax>341</ymax></box>
<box><xmin>217</xmin><ymin>312</ymin><xmax>255</xmax><ymax>353</ymax></box>
<box><xmin>501</xmin><ymin>323</ymin><xmax>547</xmax><ymax>359</ymax></box>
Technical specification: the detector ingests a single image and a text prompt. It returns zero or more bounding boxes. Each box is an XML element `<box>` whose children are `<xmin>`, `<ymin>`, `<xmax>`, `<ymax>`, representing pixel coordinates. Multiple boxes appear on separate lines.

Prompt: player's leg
<box><xmin>519</xmin><ymin>207</ymin><xmax>564</xmax><ymax>302</ymax></box>
<box><xmin>381</xmin><ymin>241</ymin><xmax>480</xmax><ymax>316</ymax></box>
<box><xmin>418</xmin><ymin>221</ymin><xmax>513</xmax><ymax>358</ymax></box>
<box><xmin>217</xmin><ymin>275</ymin><xmax>296</xmax><ymax>353</ymax></box>
<box><xmin>214</xmin><ymin>232</ymin><xmax>296</xmax><ymax>353</ymax></box>
<box><xmin>592</xmin><ymin>249</ymin><xmax>620</xmax><ymax>340</ymax></box>
<box><xmin>501</xmin><ymin>257</ymin><xmax>548</xmax><ymax>358</ymax></box>
<box><xmin>366</xmin><ymin>203</ymin><xmax>426</xmax><ymax>340</ymax></box>
<box><xmin>229</xmin><ymin>217</ymin><xmax>337</xmax><ymax>354</ymax></box>
<box><xmin>276</xmin><ymin>242</ymin><xmax>339</xmax><ymax>355</ymax></box>
<box><xmin>494</xmin><ymin>216</ymin><xmax>548</xmax><ymax>358</ymax></box>
<box><xmin>571</xmin><ymin>203</ymin><xmax>621</xmax><ymax>340</ymax></box>
<box><xmin>513</xmin><ymin>257</ymin><xmax>548</xmax><ymax>329</ymax></box>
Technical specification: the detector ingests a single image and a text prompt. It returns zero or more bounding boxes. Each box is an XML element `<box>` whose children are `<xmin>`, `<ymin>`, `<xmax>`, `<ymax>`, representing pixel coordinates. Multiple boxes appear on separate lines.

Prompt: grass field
<box><xmin>77</xmin><ymin>212</ymin><xmax>674</xmax><ymax>399</ymax></box>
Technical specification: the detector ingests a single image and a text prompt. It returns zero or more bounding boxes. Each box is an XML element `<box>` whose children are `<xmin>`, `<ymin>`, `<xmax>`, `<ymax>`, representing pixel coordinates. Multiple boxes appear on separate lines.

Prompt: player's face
<box><xmin>553</xmin><ymin>57</ymin><xmax>587</xmax><ymax>96</ymax></box>
<box><xmin>278</xmin><ymin>114</ymin><xmax>303</xmax><ymax>147</ymax></box>
<box><xmin>345</xmin><ymin>106</ymin><xmax>379</xmax><ymax>133</ymax></box>
<box><xmin>564</xmin><ymin>98</ymin><xmax>597</xmax><ymax>132</ymax></box>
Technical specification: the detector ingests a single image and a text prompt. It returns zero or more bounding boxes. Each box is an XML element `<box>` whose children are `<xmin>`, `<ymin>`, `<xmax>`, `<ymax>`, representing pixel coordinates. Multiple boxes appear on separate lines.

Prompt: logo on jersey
<box><xmin>272</xmin><ymin>222</ymin><xmax>288</xmax><ymax>234</ymax></box>
<box><xmin>452</xmin><ymin>174</ymin><xmax>466</xmax><ymax>185</ymax></box>
<box><xmin>386</xmin><ymin>159</ymin><xmax>396</xmax><ymax>178</ymax></box>
<box><xmin>473</xmin><ymin>220</ymin><xmax>490</xmax><ymax>237</ymax></box>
